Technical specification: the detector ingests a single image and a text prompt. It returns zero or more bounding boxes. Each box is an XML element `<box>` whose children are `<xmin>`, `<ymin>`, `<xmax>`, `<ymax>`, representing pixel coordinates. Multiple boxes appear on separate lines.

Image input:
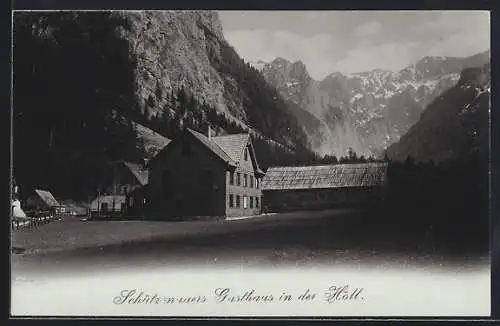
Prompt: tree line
<box><xmin>381</xmin><ymin>150</ymin><xmax>489</xmax><ymax>251</ymax></box>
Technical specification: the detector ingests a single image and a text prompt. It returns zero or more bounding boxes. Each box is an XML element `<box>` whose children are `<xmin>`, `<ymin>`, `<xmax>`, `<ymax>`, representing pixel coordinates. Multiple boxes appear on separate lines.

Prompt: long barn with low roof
<box><xmin>260</xmin><ymin>162</ymin><xmax>388</xmax><ymax>212</ymax></box>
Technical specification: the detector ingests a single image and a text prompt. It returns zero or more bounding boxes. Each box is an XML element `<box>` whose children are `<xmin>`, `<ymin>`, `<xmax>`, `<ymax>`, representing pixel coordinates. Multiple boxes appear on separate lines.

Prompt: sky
<box><xmin>218</xmin><ymin>11</ymin><xmax>490</xmax><ymax>80</ymax></box>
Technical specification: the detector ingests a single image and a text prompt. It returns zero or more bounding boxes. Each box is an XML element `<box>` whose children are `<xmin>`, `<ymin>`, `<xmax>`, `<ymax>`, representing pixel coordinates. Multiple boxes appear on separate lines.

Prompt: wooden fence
<box><xmin>11</xmin><ymin>210</ymin><xmax>63</xmax><ymax>230</ymax></box>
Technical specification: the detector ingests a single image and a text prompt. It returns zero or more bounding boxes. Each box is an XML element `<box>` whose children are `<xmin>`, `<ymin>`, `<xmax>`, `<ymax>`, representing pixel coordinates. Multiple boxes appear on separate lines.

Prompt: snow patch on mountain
<box><xmin>249</xmin><ymin>60</ymin><xmax>267</xmax><ymax>71</ymax></box>
<box><xmin>257</xmin><ymin>51</ymin><xmax>489</xmax><ymax>158</ymax></box>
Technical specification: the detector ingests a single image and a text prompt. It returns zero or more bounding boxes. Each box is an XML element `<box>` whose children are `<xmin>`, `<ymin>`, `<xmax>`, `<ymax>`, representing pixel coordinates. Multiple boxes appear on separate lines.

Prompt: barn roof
<box><xmin>34</xmin><ymin>189</ymin><xmax>61</xmax><ymax>207</ymax></box>
<box><xmin>123</xmin><ymin>161</ymin><xmax>149</xmax><ymax>186</ymax></box>
<box><xmin>261</xmin><ymin>163</ymin><xmax>388</xmax><ymax>191</ymax></box>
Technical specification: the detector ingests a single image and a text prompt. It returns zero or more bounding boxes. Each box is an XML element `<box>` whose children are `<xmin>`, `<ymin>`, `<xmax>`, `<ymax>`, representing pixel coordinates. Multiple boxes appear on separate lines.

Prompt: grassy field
<box><xmin>10</xmin><ymin>207</ymin><xmax>491</xmax><ymax>284</ymax></box>
<box><xmin>11</xmin><ymin>210</ymin><xmax>347</xmax><ymax>255</ymax></box>
<box><xmin>11</xmin><ymin>207</ymin><xmax>489</xmax><ymax>262</ymax></box>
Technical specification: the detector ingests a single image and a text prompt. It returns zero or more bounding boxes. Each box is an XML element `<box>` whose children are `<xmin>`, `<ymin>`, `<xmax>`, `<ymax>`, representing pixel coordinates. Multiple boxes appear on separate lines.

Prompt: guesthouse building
<box><xmin>261</xmin><ymin>162</ymin><xmax>388</xmax><ymax>212</ymax></box>
<box><xmin>147</xmin><ymin>128</ymin><xmax>265</xmax><ymax>219</ymax></box>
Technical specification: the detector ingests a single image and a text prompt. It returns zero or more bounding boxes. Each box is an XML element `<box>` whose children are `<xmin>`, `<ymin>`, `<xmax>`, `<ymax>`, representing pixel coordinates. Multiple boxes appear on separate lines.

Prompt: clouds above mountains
<box><xmin>354</xmin><ymin>21</ymin><xmax>382</xmax><ymax>37</ymax></box>
<box><xmin>219</xmin><ymin>11</ymin><xmax>490</xmax><ymax>80</ymax></box>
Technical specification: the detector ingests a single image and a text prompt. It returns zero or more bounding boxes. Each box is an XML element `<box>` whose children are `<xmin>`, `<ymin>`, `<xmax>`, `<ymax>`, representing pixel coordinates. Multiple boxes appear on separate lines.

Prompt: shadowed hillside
<box><xmin>13</xmin><ymin>11</ymin><xmax>316</xmax><ymax>201</ymax></box>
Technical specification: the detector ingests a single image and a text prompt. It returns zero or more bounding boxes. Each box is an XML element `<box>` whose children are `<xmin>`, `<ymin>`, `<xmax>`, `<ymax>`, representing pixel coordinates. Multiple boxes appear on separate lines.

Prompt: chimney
<box><xmin>208</xmin><ymin>125</ymin><xmax>212</xmax><ymax>140</ymax></box>
<box><xmin>142</xmin><ymin>158</ymin><xmax>149</xmax><ymax>170</ymax></box>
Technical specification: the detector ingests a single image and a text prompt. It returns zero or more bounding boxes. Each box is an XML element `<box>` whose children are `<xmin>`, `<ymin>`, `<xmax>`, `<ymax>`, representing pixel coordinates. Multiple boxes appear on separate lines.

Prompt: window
<box><xmin>250</xmin><ymin>197</ymin><xmax>254</xmax><ymax>208</ymax></box>
<box><xmin>244</xmin><ymin>148</ymin><xmax>248</xmax><ymax>161</ymax></box>
<box><xmin>182</xmin><ymin>143</ymin><xmax>191</xmax><ymax>156</ymax></box>
<box><xmin>237</xmin><ymin>173</ymin><xmax>241</xmax><ymax>186</ymax></box>
<box><xmin>244</xmin><ymin>174</ymin><xmax>248</xmax><ymax>187</ymax></box>
<box><xmin>236</xmin><ymin>195</ymin><xmax>240</xmax><ymax>208</ymax></box>
<box><xmin>229</xmin><ymin>171</ymin><xmax>234</xmax><ymax>185</ymax></box>
<box><xmin>256</xmin><ymin>197</ymin><xmax>259</xmax><ymax>208</ymax></box>
<box><xmin>250</xmin><ymin>175</ymin><xmax>254</xmax><ymax>188</ymax></box>
<box><xmin>122</xmin><ymin>186</ymin><xmax>127</xmax><ymax>194</ymax></box>
<box><xmin>256</xmin><ymin>178</ymin><xmax>259</xmax><ymax>189</ymax></box>
<box><xmin>243</xmin><ymin>196</ymin><xmax>248</xmax><ymax>209</ymax></box>
<box><xmin>229</xmin><ymin>194</ymin><xmax>234</xmax><ymax>208</ymax></box>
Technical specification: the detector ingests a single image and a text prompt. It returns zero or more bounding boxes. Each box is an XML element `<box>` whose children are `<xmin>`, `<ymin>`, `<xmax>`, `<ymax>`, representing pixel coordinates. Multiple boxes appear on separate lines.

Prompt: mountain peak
<box><xmin>322</xmin><ymin>71</ymin><xmax>346</xmax><ymax>82</ymax></box>
<box><xmin>289</xmin><ymin>60</ymin><xmax>310</xmax><ymax>79</ymax></box>
<box><xmin>271</xmin><ymin>57</ymin><xmax>292</xmax><ymax>66</ymax></box>
<box><xmin>291</xmin><ymin>60</ymin><xmax>306</xmax><ymax>67</ymax></box>
<box><xmin>248</xmin><ymin>59</ymin><xmax>268</xmax><ymax>71</ymax></box>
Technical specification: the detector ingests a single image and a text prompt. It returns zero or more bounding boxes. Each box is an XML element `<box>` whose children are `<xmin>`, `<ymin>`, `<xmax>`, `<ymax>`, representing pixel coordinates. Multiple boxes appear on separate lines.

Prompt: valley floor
<box><xmin>11</xmin><ymin>208</ymin><xmax>489</xmax><ymax>274</ymax></box>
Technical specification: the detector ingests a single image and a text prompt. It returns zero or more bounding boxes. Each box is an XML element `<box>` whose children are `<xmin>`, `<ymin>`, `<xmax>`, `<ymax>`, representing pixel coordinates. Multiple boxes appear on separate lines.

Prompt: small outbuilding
<box><xmin>25</xmin><ymin>189</ymin><xmax>64</xmax><ymax>214</ymax></box>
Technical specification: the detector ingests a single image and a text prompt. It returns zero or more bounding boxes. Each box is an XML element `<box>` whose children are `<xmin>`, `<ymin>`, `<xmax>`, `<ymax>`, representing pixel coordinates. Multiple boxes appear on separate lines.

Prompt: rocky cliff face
<box><xmin>115</xmin><ymin>11</ymin><xmax>237</xmax><ymax>119</ymax></box>
<box><xmin>259</xmin><ymin>58</ymin><xmax>367</xmax><ymax>157</ymax></box>
<box><xmin>114</xmin><ymin>11</ymin><xmax>308</xmax><ymax>150</ymax></box>
<box><xmin>254</xmin><ymin>50</ymin><xmax>490</xmax><ymax>157</ymax></box>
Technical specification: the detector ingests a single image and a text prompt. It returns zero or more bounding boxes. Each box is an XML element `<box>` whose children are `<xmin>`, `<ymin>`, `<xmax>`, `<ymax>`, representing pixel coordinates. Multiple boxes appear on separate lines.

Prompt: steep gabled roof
<box><xmin>261</xmin><ymin>163</ymin><xmax>388</xmax><ymax>191</ymax></box>
<box><xmin>123</xmin><ymin>162</ymin><xmax>149</xmax><ymax>186</ymax></box>
<box><xmin>148</xmin><ymin>128</ymin><xmax>264</xmax><ymax>175</ymax></box>
<box><xmin>211</xmin><ymin>134</ymin><xmax>249</xmax><ymax>163</ymax></box>
<box><xmin>246</xmin><ymin>136</ymin><xmax>265</xmax><ymax>176</ymax></box>
<box><xmin>187</xmin><ymin>129</ymin><xmax>237</xmax><ymax>166</ymax></box>
<box><xmin>196</xmin><ymin>130</ymin><xmax>264</xmax><ymax>175</ymax></box>
<box><xmin>34</xmin><ymin>189</ymin><xmax>61</xmax><ymax>207</ymax></box>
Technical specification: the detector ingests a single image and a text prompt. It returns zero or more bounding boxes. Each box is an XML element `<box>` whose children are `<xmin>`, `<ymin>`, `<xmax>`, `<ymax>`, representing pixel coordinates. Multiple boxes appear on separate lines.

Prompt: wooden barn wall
<box><xmin>262</xmin><ymin>187</ymin><xmax>385</xmax><ymax>212</ymax></box>
<box><xmin>148</xmin><ymin>134</ymin><xmax>227</xmax><ymax>219</ymax></box>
